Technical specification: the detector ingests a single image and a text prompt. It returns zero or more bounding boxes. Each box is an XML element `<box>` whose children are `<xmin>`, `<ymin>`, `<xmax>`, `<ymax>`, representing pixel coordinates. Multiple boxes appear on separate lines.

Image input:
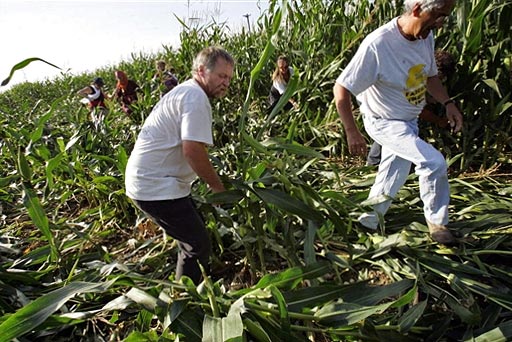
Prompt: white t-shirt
<box><xmin>87</xmin><ymin>85</ymin><xmax>102</xmax><ymax>101</ymax></box>
<box><xmin>336</xmin><ymin>17</ymin><xmax>437</xmax><ymax>121</ymax></box>
<box><xmin>272</xmin><ymin>67</ymin><xmax>294</xmax><ymax>94</ymax></box>
<box><xmin>125</xmin><ymin>79</ymin><xmax>213</xmax><ymax>201</ymax></box>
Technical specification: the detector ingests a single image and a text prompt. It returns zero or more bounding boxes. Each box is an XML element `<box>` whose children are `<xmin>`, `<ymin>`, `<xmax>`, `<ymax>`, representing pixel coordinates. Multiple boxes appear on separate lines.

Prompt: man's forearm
<box><xmin>333</xmin><ymin>84</ymin><xmax>358</xmax><ymax>132</ymax></box>
<box><xmin>183</xmin><ymin>140</ymin><xmax>225</xmax><ymax>193</ymax></box>
<box><xmin>426</xmin><ymin>76</ymin><xmax>451</xmax><ymax>104</ymax></box>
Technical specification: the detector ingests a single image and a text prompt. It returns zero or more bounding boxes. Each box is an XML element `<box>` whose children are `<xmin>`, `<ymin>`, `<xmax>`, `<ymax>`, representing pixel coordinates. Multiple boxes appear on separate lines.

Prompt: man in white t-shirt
<box><xmin>125</xmin><ymin>47</ymin><xmax>235</xmax><ymax>284</ymax></box>
<box><xmin>333</xmin><ymin>0</ymin><xmax>463</xmax><ymax>244</ymax></box>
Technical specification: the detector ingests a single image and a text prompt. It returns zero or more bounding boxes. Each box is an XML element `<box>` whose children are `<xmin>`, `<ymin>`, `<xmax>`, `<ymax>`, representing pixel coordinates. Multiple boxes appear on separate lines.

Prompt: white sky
<box><xmin>0</xmin><ymin>0</ymin><xmax>269</xmax><ymax>91</ymax></box>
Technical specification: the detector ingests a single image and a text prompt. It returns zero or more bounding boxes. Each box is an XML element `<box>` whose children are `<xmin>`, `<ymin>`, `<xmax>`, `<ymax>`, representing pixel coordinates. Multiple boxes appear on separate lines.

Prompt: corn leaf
<box><xmin>254</xmin><ymin>261</ymin><xmax>331</xmax><ymax>290</ymax></box>
<box><xmin>1</xmin><ymin>57</ymin><xmax>60</xmax><ymax>86</ymax></box>
<box><xmin>23</xmin><ymin>187</ymin><xmax>58</xmax><ymax>260</ymax></box>
<box><xmin>243</xmin><ymin>318</ymin><xmax>272</xmax><ymax>342</ymax></box>
<box><xmin>202</xmin><ymin>313</ymin><xmax>244</xmax><ymax>342</ymax></box>
<box><xmin>316</xmin><ymin>301</ymin><xmax>393</xmax><ymax>326</ymax></box>
<box><xmin>269</xmin><ymin>285</ymin><xmax>290</xmax><ymax>335</ymax></box>
<box><xmin>0</xmin><ymin>281</ymin><xmax>112</xmax><ymax>342</ymax></box>
<box><xmin>252</xmin><ymin>187</ymin><xmax>324</xmax><ymax>223</ymax></box>
<box><xmin>468</xmin><ymin>319</ymin><xmax>512</xmax><ymax>342</ymax></box>
<box><xmin>398</xmin><ymin>300</ymin><xmax>427</xmax><ymax>333</ymax></box>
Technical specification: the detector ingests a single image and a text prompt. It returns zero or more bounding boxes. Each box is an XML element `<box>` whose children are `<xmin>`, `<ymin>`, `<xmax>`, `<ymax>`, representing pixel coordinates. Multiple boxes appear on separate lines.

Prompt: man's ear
<box><xmin>412</xmin><ymin>2</ymin><xmax>422</xmax><ymax>17</ymax></box>
<box><xmin>197</xmin><ymin>64</ymin><xmax>206</xmax><ymax>77</ymax></box>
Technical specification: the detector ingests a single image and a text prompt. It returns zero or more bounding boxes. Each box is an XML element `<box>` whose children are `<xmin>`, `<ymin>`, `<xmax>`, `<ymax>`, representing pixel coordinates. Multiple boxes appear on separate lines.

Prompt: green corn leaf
<box><xmin>252</xmin><ymin>187</ymin><xmax>324</xmax><ymax>223</ymax></box>
<box><xmin>1</xmin><ymin>57</ymin><xmax>60</xmax><ymax>86</ymax></box>
<box><xmin>0</xmin><ymin>174</ymin><xmax>20</xmax><ymax>188</ymax></box>
<box><xmin>398</xmin><ymin>300</ymin><xmax>427</xmax><ymax>333</ymax></box>
<box><xmin>169</xmin><ymin>309</ymin><xmax>203</xmax><ymax>342</ymax></box>
<box><xmin>340</xmin><ymin>279</ymin><xmax>414</xmax><ymax>306</ymax></box>
<box><xmin>124</xmin><ymin>331</ymin><xmax>159</xmax><ymax>342</ymax></box>
<box><xmin>285</xmin><ymin>281</ymin><xmax>413</xmax><ymax>321</ymax></box>
<box><xmin>482</xmin><ymin>79</ymin><xmax>503</xmax><ymax>98</ymax></box>
<box><xmin>45</xmin><ymin>153</ymin><xmax>64</xmax><ymax>190</ymax></box>
<box><xmin>239</xmin><ymin>6</ymin><xmax>280</xmax><ymax>133</ymax></box>
<box><xmin>202</xmin><ymin>313</ymin><xmax>244</xmax><ymax>342</ymax></box>
<box><xmin>254</xmin><ymin>261</ymin><xmax>331</xmax><ymax>290</ymax></box>
<box><xmin>0</xmin><ymin>281</ymin><xmax>112</xmax><ymax>342</ymax></box>
<box><xmin>468</xmin><ymin>319</ymin><xmax>512</xmax><ymax>342</ymax></box>
<box><xmin>242</xmin><ymin>131</ymin><xmax>270</xmax><ymax>154</ymax></box>
<box><xmin>207</xmin><ymin>189</ymin><xmax>245</xmax><ymax>204</ymax></box>
<box><xmin>285</xmin><ymin>285</ymin><xmax>355</xmax><ymax>313</ymax></box>
<box><xmin>124</xmin><ymin>287</ymin><xmax>158</xmax><ymax>312</ymax></box>
<box><xmin>360</xmin><ymin>194</ymin><xmax>393</xmax><ymax>207</ymax></box>
<box><xmin>65</xmin><ymin>132</ymin><xmax>82</xmax><ymax>151</ymax></box>
<box><xmin>12</xmin><ymin>244</ymin><xmax>55</xmax><ymax>269</ymax></box>
<box><xmin>390</xmin><ymin>284</ymin><xmax>418</xmax><ymax>309</ymax></box>
<box><xmin>23</xmin><ymin>187</ymin><xmax>58</xmax><ymax>261</ymax></box>
<box><xmin>267</xmin><ymin>141</ymin><xmax>325</xmax><ymax>159</ymax></box>
<box><xmin>243</xmin><ymin>318</ymin><xmax>272</xmax><ymax>342</ymax></box>
<box><xmin>316</xmin><ymin>301</ymin><xmax>393</xmax><ymax>326</ymax></box>
<box><xmin>248</xmin><ymin>162</ymin><xmax>268</xmax><ymax>180</ymax></box>
<box><xmin>443</xmin><ymin>295</ymin><xmax>480</xmax><ymax>325</ymax></box>
<box><xmin>17</xmin><ymin>148</ymin><xmax>32</xmax><ymax>181</ymax></box>
<box><xmin>246</xmin><ymin>2</ymin><xmax>282</xmax><ymax>83</ymax></box>
<box><xmin>29</xmin><ymin>108</ymin><xmax>53</xmax><ymax>143</ymax></box>
<box><xmin>269</xmin><ymin>285</ymin><xmax>290</xmax><ymax>335</ymax></box>
<box><xmin>116</xmin><ymin>145</ymin><xmax>129</xmax><ymax>176</ymax></box>
<box><xmin>304</xmin><ymin>220</ymin><xmax>317</xmax><ymax>266</ymax></box>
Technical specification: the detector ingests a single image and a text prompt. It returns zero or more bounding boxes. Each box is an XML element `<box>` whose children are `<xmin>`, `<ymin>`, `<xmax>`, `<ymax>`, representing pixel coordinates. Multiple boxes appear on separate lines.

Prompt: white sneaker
<box><xmin>358</xmin><ymin>213</ymin><xmax>379</xmax><ymax>230</ymax></box>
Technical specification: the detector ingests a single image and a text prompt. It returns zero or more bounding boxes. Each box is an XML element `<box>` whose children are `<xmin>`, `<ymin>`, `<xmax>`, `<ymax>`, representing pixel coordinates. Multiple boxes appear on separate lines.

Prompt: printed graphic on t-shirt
<box><xmin>404</xmin><ymin>64</ymin><xmax>427</xmax><ymax>105</ymax></box>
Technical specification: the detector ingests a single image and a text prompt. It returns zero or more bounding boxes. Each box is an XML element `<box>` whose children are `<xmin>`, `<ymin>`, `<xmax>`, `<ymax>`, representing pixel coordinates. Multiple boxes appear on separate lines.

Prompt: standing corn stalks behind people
<box><xmin>125</xmin><ymin>47</ymin><xmax>235</xmax><ymax>284</ymax></box>
<box><xmin>333</xmin><ymin>0</ymin><xmax>463</xmax><ymax>244</ymax></box>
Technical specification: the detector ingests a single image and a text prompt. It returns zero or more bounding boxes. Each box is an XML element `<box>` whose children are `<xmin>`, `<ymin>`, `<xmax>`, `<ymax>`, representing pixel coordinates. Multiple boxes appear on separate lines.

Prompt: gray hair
<box><xmin>403</xmin><ymin>0</ymin><xmax>448</xmax><ymax>13</ymax></box>
<box><xmin>192</xmin><ymin>46</ymin><xmax>235</xmax><ymax>75</ymax></box>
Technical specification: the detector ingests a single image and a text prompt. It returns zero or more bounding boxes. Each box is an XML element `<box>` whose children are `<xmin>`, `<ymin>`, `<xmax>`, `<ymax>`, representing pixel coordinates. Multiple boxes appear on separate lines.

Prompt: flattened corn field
<box><xmin>1</xmin><ymin>0</ymin><xmax>511</xmax><ymax>341</ymax></box>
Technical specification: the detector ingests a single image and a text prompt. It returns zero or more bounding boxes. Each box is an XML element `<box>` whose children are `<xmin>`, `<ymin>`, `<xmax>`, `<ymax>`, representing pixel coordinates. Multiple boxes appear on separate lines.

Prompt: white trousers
<box><xmin>363</xmin><ymin>114</ymin><xmax>450</xmax><ymax>226</ymax></box>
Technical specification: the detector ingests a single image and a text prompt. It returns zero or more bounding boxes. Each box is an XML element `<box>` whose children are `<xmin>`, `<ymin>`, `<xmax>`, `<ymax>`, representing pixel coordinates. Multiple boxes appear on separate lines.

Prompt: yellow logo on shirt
<box><xmin>404</xmin><ymin>64</ymin><xmax>427</xmax><ymax>106</ymax></box>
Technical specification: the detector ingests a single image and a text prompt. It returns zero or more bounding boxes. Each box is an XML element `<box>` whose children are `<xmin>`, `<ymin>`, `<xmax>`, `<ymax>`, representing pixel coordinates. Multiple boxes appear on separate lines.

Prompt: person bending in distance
<box><xmin>77</xmin><ymin>77</ymin><xmax>108</xmax><ymax>129</ymax></box>
<box><xmin>125</xmin><ymin>47</ymin><xmax>235</xmax><ymax>284</ymax></box>
<box><xmin>112</xmin><ymin>70</ymin><xmax>139</xmax><ymax>116</ymax></box>
<box><xmin>333</xmin><ymin>0</ymin><xmax>463</xmax><ymax>244</ymax></box>
<box><xmin>268</xmin><ymin>55</ymin><xmax>299</xmax><ymax>113</ymax></box>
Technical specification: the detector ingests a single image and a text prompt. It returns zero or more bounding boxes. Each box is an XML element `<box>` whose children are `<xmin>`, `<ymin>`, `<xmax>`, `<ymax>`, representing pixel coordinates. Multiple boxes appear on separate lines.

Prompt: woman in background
<box><xmin>112</xmin><ymin>70</ymin><xmax>139</xmax><ymax>115</ymax></box>
<box><xmin>268</xmin><ymin>55</ymin><xmax>298</xmax><ymax>113</ymax></box>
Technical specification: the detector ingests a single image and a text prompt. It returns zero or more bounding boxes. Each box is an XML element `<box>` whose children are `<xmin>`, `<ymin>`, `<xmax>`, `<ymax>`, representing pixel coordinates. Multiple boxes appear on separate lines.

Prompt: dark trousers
<box><xmin>268</xmin><ymin>86</ymin><xmax>293</xmax><ymax>113</ymax></box>
<box><xmin>133</xmin><ymin>196</ymin><xmax>210</xmax><ymax>284</ymax></box>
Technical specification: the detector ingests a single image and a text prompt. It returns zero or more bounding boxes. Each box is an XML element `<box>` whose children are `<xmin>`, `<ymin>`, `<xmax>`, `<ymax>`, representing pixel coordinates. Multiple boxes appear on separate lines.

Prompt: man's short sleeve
<box><xmin>336</xmin><ymin>42</ymin><xmax>379</xmax><ymax>96</ymax></box>
<box><xmin>180</xmin><ymin>96</ymin><xmax>213</xmax><ymax>145</ymax></box>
